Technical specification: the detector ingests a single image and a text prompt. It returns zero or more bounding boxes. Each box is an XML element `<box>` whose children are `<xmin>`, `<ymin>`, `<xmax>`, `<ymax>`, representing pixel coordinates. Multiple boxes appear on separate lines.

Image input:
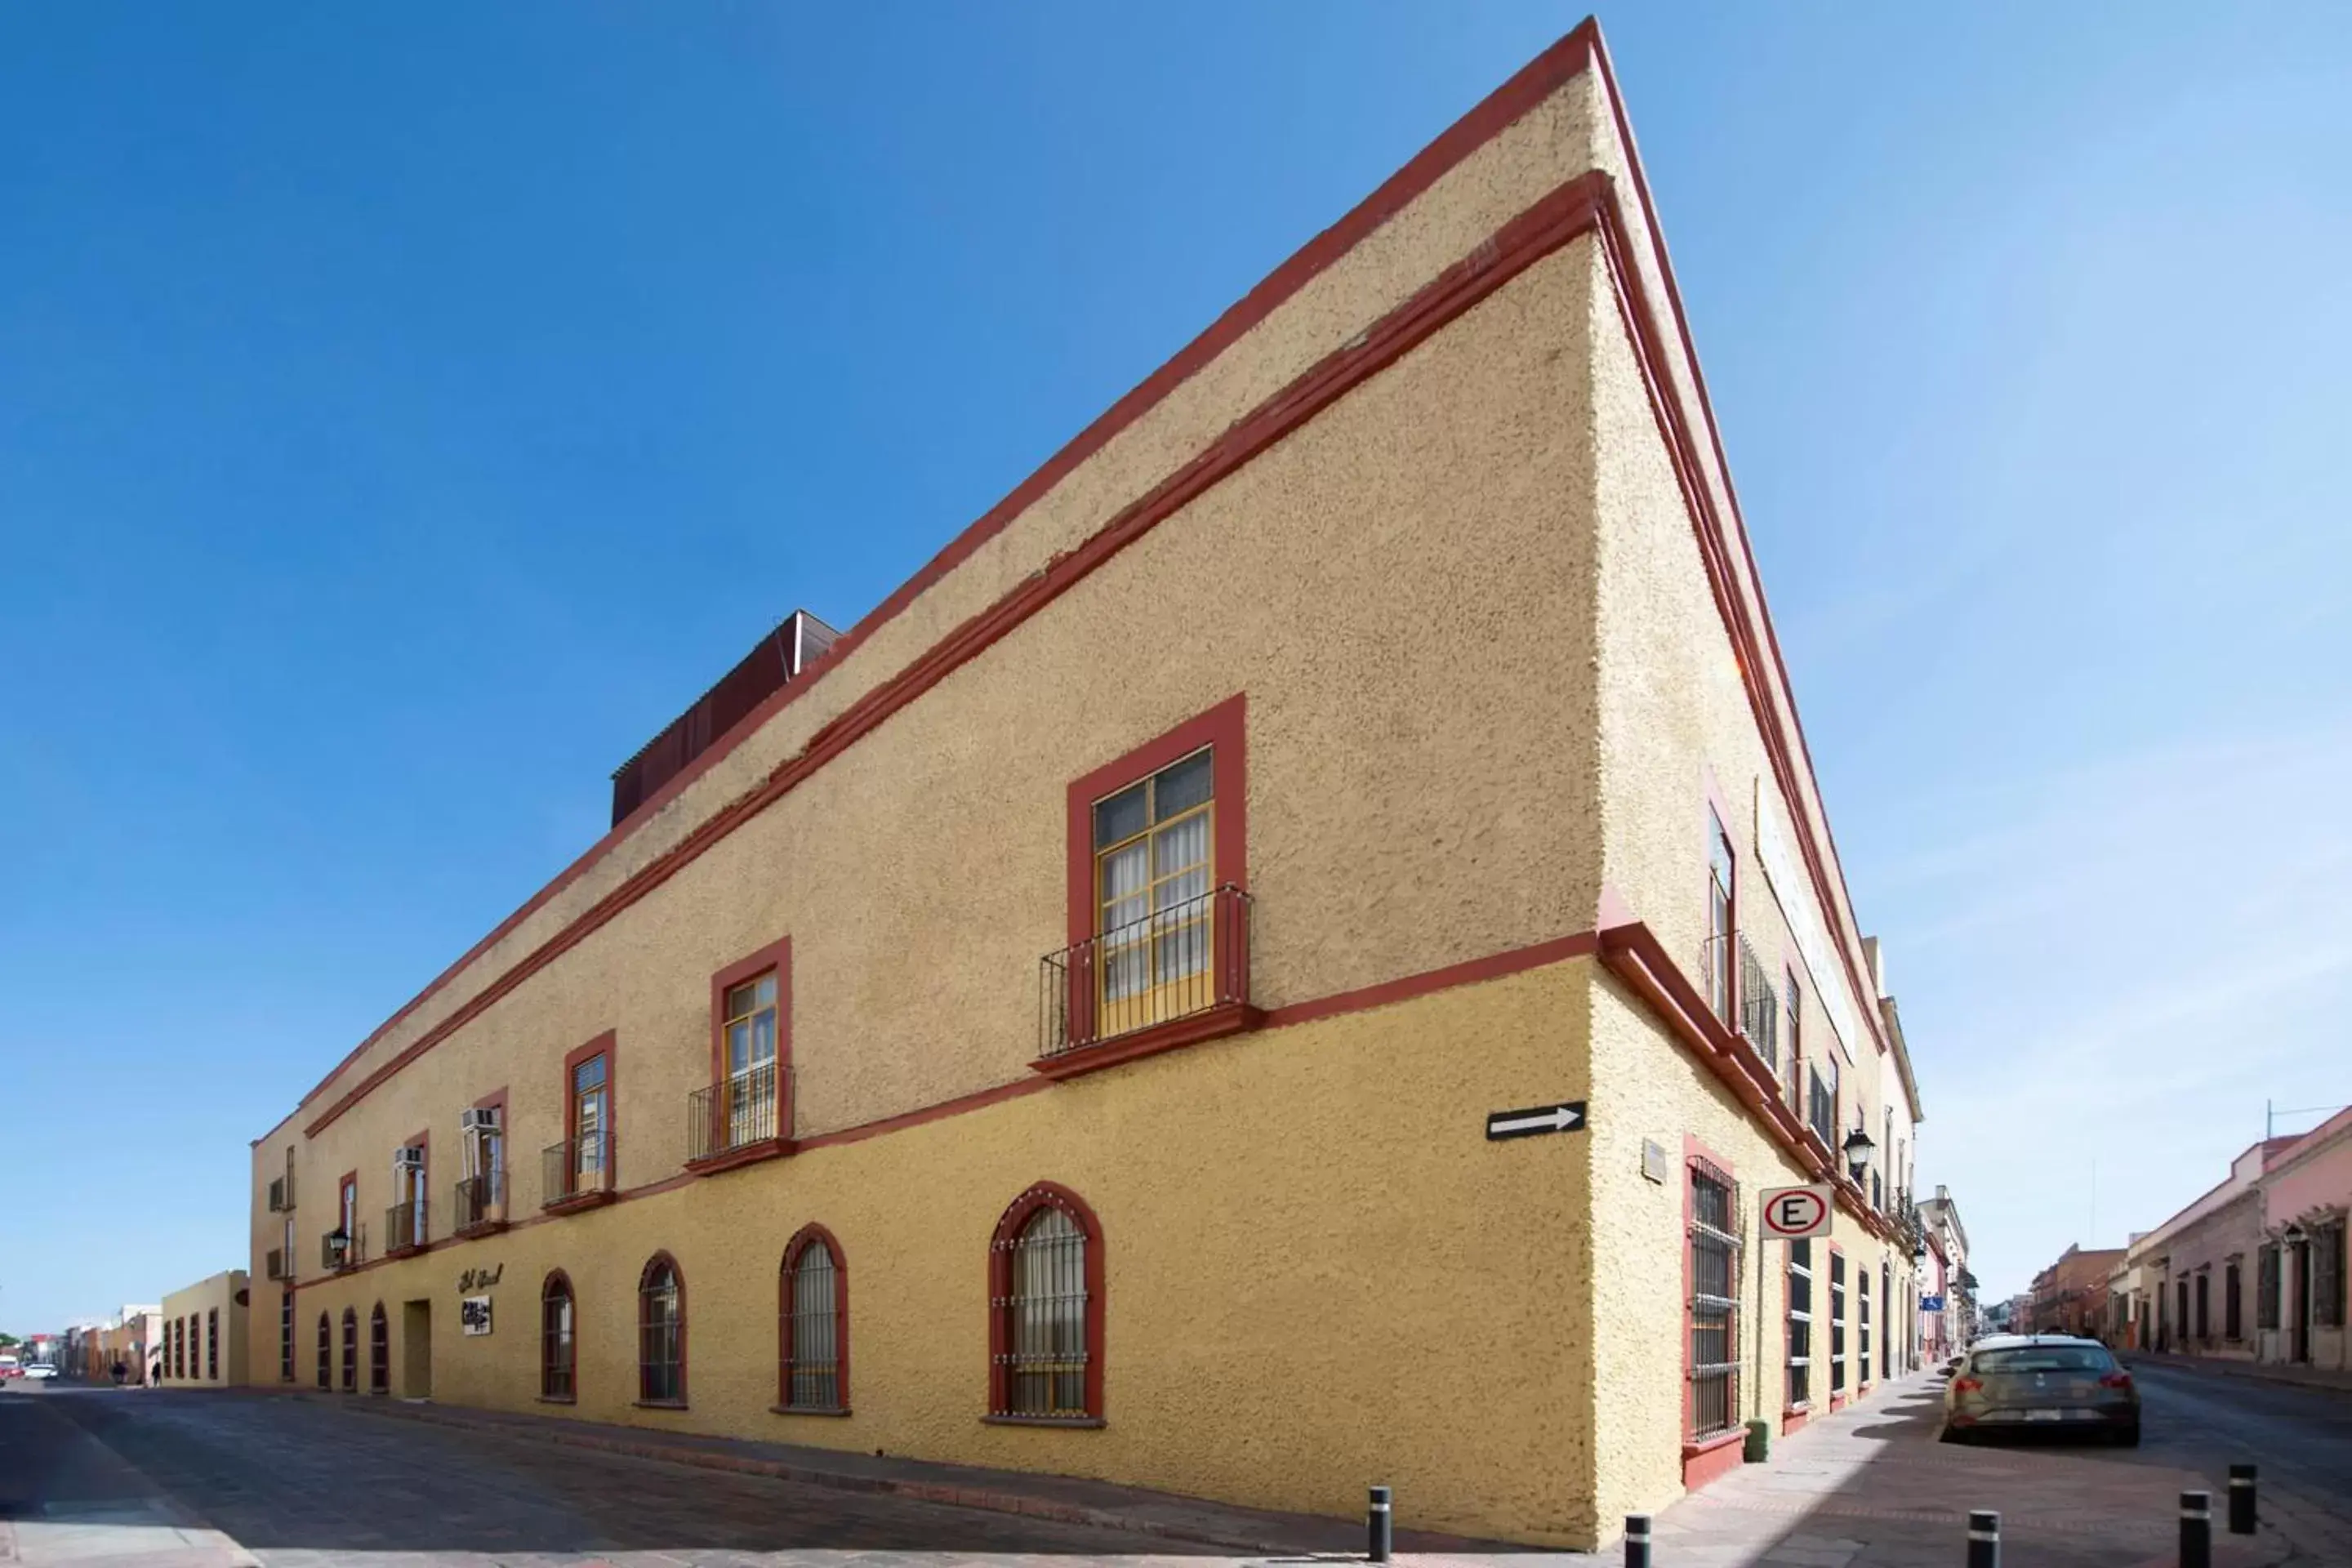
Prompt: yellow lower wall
<box><xmin>277</xmin><ymin>960</ymin><xmax>1600</xmax><ymax>1546</ymax></box>
<box><xmin>263</xmin><ymin>956</ymin><xmax>1914</xmax><ymax>1549</ymax></box>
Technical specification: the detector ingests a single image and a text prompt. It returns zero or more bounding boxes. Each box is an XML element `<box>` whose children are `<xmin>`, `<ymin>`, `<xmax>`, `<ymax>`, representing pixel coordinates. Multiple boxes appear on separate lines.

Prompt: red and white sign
<box><xmin>1758</xmin><ymin>1183</ymin><xmax>1833</xmax><ymax>1240</ymax></box>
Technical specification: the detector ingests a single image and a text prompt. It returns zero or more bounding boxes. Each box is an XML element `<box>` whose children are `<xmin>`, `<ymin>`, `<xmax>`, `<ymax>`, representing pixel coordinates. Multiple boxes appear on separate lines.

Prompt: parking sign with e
<box><xmin>1758</xmin><ymin>1183</ymin><xmax>1833</xmax><ymax>1240</ymax></box>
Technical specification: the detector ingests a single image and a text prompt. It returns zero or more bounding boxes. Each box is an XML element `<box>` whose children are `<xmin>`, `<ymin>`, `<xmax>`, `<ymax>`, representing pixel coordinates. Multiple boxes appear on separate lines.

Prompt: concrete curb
<box><xmin>2122</xmin><ymin>1352</ymin><xmax>2352</xmax><ymax>1401</ymax></box>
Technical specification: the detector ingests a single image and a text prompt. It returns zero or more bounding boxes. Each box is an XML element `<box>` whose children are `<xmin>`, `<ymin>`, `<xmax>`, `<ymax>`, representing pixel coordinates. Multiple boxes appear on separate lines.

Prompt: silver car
<box><xmin>1941</xmin><ymin>1334</ymin><xmax>2140</xmax><ymax>1446</ymax></box>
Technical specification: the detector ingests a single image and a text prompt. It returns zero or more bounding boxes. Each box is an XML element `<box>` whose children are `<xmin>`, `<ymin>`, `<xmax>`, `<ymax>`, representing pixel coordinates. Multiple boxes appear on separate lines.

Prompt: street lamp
<box><xmin>1842</xmin><ymin>1126</ymin><xmax>1876</xmax><ymax>1183</ymax></box>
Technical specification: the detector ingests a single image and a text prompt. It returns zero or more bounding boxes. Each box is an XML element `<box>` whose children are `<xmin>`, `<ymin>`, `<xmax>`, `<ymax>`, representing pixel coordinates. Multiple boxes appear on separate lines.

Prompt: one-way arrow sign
<box><xmin>1485</xmin><ymin>1101</ymin><xmax>1588</xmax><ymax>1141</ymax></box>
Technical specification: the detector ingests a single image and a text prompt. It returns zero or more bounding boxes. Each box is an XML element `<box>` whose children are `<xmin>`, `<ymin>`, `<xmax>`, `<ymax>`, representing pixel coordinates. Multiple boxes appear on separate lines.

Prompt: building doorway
<box><xmin>401</xmin><ymin>1300</ymin><xmax>432</xmax><ymax>1398</ymax></box>
<box><xmin>2289</xmin><ymin>1240</ymin><xmax>2313</xmax><ymax>1364</ymax></box>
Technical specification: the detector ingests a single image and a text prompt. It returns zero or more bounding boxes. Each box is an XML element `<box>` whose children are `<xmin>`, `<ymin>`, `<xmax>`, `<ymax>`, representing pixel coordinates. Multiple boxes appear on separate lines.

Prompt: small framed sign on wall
<box><xmin>461</xmin><ymin>1295</ymin><xmax>492</xmax><ymax>1337</ymax></box>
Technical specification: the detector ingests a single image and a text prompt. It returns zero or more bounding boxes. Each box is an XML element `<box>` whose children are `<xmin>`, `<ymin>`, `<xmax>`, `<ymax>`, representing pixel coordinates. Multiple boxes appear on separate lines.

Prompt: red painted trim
<box><xmin>1682</xmin><ymin>1132</ymin><xmax>1737</xmax><ymax>1455</ymax></box>
<box><xmin>297</xmin><ymin>164</ymin><xmax>1630</xmax><ymax>1142</ymax></box>
<box><xmin>1781</xmin><ymin>1406</ymin><xmax>1809</xmax><ymax>1437</ymax></box>
<box><xmin>989</xmin><ymin>1182</ymin><xmax>1106</xmax><ymax>1420</ymax></box>
<box><xmin>1263</xmin><ymin>930</ymin><xmax>1604</xmax><ymax>1031</ymax></box>
<box><xmin>288</xmin><ymin>22</ymin><xmax>1608</xmax><ymax>1132</ymax></box>
<box><xmin>1029</xmin><ymin>1002</ymin><xmax>1261</xmax><ymax>1081</ymax></box>
<box><xmin>541</xmin><ymin>1268</ymin><xmax>577</xmax><ymax>1401</ymax></box>
<box><xmin>1064</xmin><ymin>694</ymin><xmax>1249</xmax><ymax>949</ymax></box>
<box><xmin>1681</xmin><ymin>1428</ymin><xmax>1745</xmax><ymax>1491</ymax></box>
<box><xmin>561</xmin><ymin>1030</ymin><xmax>619</xmax><ymax>1192</ymax></box>
<box><xmin>637</xmin><ymin>1250</ymin><xmax>688</xmax><ymax>1408</ymax></box>
<box><xmin>779</xmin><ymin>1223</ymin><xmax>849</xmax><ymax>1413</ymax></box>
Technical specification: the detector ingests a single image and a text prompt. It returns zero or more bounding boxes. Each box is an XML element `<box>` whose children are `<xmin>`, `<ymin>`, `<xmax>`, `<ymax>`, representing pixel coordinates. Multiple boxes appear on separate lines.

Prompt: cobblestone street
<box><xmin>4</xmin><ymin>1365</ymin><xmax>2349</xmax><ymax>1568</ymax></box>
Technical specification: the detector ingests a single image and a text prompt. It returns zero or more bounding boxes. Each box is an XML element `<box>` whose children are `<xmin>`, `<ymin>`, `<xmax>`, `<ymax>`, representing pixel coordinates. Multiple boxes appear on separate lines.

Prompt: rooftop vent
<box><xmin>609</xmin><ymin>609</ymin><xmax>839</xmax><ymax>826</ymax></box>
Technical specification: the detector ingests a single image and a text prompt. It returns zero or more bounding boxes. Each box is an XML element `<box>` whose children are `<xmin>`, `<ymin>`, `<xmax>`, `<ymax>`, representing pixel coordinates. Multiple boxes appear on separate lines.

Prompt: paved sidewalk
<box><xmin>1602</xmin><ymin>1373</ymin><xmax>2291</xmax><ymax>1568</ymax></box>
<box><xmin>2119</xmin><ymin>1349</ymin><xmax>2352</xmax><ymax>1397</ymax></box>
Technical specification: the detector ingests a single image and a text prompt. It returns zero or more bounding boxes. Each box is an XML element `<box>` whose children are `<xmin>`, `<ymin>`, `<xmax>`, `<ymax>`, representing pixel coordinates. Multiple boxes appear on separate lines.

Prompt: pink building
<box><xmin>2257</xmin><ymin>1107</ymin><xmax>2352</xmax><ymax>1371</ymax></box>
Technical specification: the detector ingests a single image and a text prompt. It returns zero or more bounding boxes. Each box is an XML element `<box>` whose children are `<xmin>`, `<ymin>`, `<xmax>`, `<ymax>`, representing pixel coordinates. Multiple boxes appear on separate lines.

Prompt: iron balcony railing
<box><xmin>267</xmin><ymin>1174</ymin><xmax>294</xmax><ymax>1213</ymax></box>
<box><xmin>385</xmin><ymin>1199</ymin><xmax>426</xmax><ymax>1253</ymax></box>
<box><xmin>1040</xmin><ymin>884</ymin><xmax>1251</xmax><ymax>1058</ymax></box>
<box><xmin>265</xmin><ymin>1248</ymin><xmax>287</xmax><ymax>1281</ymax></box>
<box><xmin>1735</xmin><ymin>933</ymin><xmax>1777</xmax><ymax>1072</ymax></box>
<box><xmin>452</xmin><ymin>1173</ymin><xmax>505</xmax><ymax>1233</ymax></box>
<box><xmin>687</xmin><ymin>1060</ymin><xmax>792</xmax><ymax>1164</ymax></box>
<box><xmin>542</xmin><ymin>1134</ymin><xmax>614</xmax><ymax>1208</ymax></box>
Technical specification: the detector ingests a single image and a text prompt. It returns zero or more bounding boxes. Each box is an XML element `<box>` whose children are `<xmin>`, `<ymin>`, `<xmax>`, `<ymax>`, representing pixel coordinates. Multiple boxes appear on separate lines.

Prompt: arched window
<box><xmin>988</xmin><ymin>1183</ymin><xmax>1104</xmax><ymax>1421</ymax></box>
<box><xmin>340</xmin><ymin>1308</ymin><xmax>358</xmax><ymax>1392</ymax></box>
<box><xmin>637</xmin><ymin>1254</ymin><xmax>685</xmax><ymax>1405</ymax></box>
<box><xmin>779</xmin><ymin>1225</ymin><xmax>847</xmax><ymax>1413</ymax></box>
<box><xmin>541</xmin><ymin>1272</ymin><xmax>576</xmax><ymax>1401</ymax></box>
<box><xmin>315</xmin><ymin>1312</ymin><xmax>331</xmax><ymax>1389</ymax></box>
<box><xmin>368</xmin><ymin>1304</ymin><xmax>390</xmax><ymax>1394</ymax></box>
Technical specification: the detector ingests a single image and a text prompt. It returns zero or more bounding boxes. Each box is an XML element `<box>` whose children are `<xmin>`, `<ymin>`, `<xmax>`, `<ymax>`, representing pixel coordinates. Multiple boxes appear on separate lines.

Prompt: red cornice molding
<box><xmin>286</xmin><ymin>19</ymin><xmax>1609</xmax><ymax>1129</ymax></box>
<box><xmin>292</xmin><ymin>20</ymin><xmax>1894</xmax><ymax>1144</ymax></box>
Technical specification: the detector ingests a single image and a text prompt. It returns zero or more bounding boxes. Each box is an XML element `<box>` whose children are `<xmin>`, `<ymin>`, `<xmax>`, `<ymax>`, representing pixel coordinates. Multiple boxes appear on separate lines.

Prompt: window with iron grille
<box><xmin>1687</xmin><ymin>1159</ymin><xmax>1741</xmax><ymax>1441</ymax></box>
<box><xmin>2257</xmin><ymin>1246</ymin><xmax>2281</xmax><ymax>1330</ymax></box>
<box><xmin>2194</xmin><ymin>1271</ymin><xmax>2210</xmax><ymax>1342</ymax></box>
<box><xmin>1737</xmin><ymin>938</ymin><xmax>1778</xmax><ymax>1073</ymax></box>
<box><xmin>1784</xmin><ymin>967</ymin><xmax>1804</xmax><ymax>1113</ymax></box>
<box><xmin>207</xmin><ymin>1308</ymin><xmax>219</xmax><ymax>1381</ymax></box>
<box><xmin>1785</xmin><ymin>1238</ymin><xmax>1812</xmax><ymax>1410</ymax></box>
<box><xmin>1704</xmin><ymin>812</ymin><xmax>1735</xmax><ymax>1022</ymax></box>
<box><xmin>541</xmin><ymin>1273</ymin><xmax>575</xmax><ymax>1401</ymax></box>
<box><xmin>2176</xmin><ymin>1279</ymin><xmax>2189</xmax><ymax>1347</ymax></box>
<box><xmin>1858</xmin><ymin>1279</ymin><xmax>1873</xmax><ymax>1383</ymax></box>
<box><xmin>315</xmin><ymin>1313</ymin><xmax>330</xmax><ymax>1389</ymax></box>
<box><xmin>779</xmin><ymin>1227</ymin><xmax>846</xmax><ymax>1412</ymax></box>
<box><xmin>2319</xmin><ymin>1223</ymin><xmax>2348</xmax><ymax>1330</ymax></box>
<box><xmin>279</xmin><ymin>1290</ymin><xmax>295</xmax><ymax>1383</ymax></box>
<box><xmin>340</xmin><ymin>1308</ymin><xmax>358</xmax><ymax>1392</ymax></box>
<box><xmin>990</xmin><ymin>1185</ymin><xmax>1101</xmax><ymax>1420</ymax></box>
<box><xmin>1829</xmin><ymin>1251</ymin><xmax>1847</xmax><ymax>1392</ymax></box>
<box><xmin>2225</xmin><ymin>1262</ymin><xmax>2243</xmax><ymax>1340</ymax></box>
<box><xmin>639</xmin><ymin>1256</ymin><xmax>685</xmax><ymax>1405</ymax></box>
<box><xmin>369</xmin><ymin>1304</ymin><xmax>389</xmax><ymax>1393</ymax></box>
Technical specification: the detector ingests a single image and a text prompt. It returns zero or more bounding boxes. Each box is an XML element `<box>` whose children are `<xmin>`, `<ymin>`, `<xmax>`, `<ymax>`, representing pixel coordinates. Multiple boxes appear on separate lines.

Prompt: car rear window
<box><xmin>1972</xmin><ymin>1346</ymin><xmax>2114</xmax><ymax>1374</ymax></box>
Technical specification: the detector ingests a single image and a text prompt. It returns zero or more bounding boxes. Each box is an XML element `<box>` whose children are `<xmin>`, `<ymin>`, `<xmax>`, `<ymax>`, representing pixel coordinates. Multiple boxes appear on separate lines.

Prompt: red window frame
<box><xmin>314</xmin><ymin>1312</ymin><xmax>330</xmax><ymax>1389</ymax></box>
<box><xmin>778</xmin><ymin>1223</ymin><xmax>849</xmax><ymax>1414</ymax></box>
<box><xmin>710</xmin><ymin>937</ymin><xmax>792</xmax><ymax>1089</ymax></box>
<box><xmin>1681</xmin><ymin>1134</ymin><xmax>1744</xmax><ymax>1490</ymax></box>
<box><xmin>562</xmin><ymin>1031</ymin><xmax>618</xmax><ymax>1191</ymax></box>
<box><xmin>1704</xmin><ymin>805</ymin><xmax>1735</xmax><ymax>1022</ymax></box>
<box><xmin>338</xmin><ymin>1171</ymin><xmax>359</xmax><ymax>1245</ymax></box>
<box><xmin>636</xmin><ymin>1252</ymin><xmax>687</xmax><ymax>1407</ymax></box>
<box><xmin>540</xmin><ymin>1270</ymin><xmax>577</xmax><ymax>1401</ymax></box>
<box><xmin>339</xmin><ymin>1307</ymin><xmax>358</xmax><ymax>1392</ymax></box>
<box><xmin>1064</xmin><ymin>695</ymin><xmax>1248</xmax><ymax>950</ymax></box>
<box><xmin>987</xmin><ymin>1182</ymin><xmax>1106</xmax><ymax>1423</ymax></box>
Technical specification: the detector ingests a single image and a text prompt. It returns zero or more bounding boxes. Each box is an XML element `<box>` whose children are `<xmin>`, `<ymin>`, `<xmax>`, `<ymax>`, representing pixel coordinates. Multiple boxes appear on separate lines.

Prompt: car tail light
<box><xmin>1951</xmin><ymin>1376</ymin><xmax>1983</xmax><ymax>1394</ymax></box>
<box><xmin>2099</xmin><ymin>1371</ymin><xmax>2133</xmax><ymax>1390</ymax></box>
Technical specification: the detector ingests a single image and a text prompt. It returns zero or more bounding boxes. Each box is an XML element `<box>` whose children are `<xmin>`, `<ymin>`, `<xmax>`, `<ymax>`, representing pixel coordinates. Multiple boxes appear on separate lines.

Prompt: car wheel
<box><xmin>1940</xmin><ymin>1426</ymin><xmax>1971</xmax><ymax>1446</ymax></box>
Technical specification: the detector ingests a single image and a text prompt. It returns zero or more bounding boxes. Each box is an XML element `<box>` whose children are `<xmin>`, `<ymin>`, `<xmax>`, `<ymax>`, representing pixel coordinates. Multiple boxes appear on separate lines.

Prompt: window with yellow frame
<box><xmin>1091</xmin><ymin>746</ymin><xmax>1213</xmax><ymax>1033</ymax></box>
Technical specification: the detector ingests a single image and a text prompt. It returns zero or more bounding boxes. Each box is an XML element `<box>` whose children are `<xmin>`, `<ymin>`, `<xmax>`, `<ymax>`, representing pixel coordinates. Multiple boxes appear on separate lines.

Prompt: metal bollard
<box><xmin>2180</xmin><ymin>1490</ymin><xmax>2212</xmax><ymax>1568</ymax></box>
<box><xmin>1367</xmin><ymin>1486</ymin><xmax>1392</xmax><ymax>1564</ymax></box>
<box><xmin>1624</xmin><ymin>1513</ymin><xmax>1651</xmax><ymax>1568</ymax></box>
<box><xmin>1967</xmin><ymin>1508</ymin><xmax>2001</xmax><ymax>1568</ymax></box>
<box><xmin>2228</xmin><ymin>1463</ymin><xmax>2257</xmax><ymax>1535</ymax></box>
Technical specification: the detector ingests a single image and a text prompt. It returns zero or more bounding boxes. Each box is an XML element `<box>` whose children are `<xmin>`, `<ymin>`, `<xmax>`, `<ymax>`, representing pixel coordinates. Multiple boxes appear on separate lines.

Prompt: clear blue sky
<box><xmin>3</xmin><ymin>2</ymin><xmax>2347</xmax><ymax>1330</ymax></box>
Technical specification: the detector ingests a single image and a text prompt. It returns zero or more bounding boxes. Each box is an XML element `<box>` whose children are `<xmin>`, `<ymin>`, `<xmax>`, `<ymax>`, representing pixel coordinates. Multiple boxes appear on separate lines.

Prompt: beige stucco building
<box><xmin>159</xmin><ymin>1271</ymin><xmax>250</xmax><ymax>1388</ymax></box>
<box><xmin>243</xmin><ymin>20</ymin><xmax>1927</xmax><ymax>1549</ymax></box>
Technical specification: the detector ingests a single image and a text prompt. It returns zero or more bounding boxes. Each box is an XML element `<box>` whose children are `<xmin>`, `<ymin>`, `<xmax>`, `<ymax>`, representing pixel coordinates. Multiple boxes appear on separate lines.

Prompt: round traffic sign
<box><xmin>1762</xmin><ymin>1187</ymin><xmax>1829</xmax><ymax>1238</ymax></box>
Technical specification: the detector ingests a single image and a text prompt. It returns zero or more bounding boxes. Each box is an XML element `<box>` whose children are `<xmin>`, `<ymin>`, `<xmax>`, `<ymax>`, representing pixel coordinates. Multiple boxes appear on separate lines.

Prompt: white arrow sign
<box><xmin>1485</xmin><ymin>1102</ymin><xmax>1588</xmax><ymax>1141</ymax></box>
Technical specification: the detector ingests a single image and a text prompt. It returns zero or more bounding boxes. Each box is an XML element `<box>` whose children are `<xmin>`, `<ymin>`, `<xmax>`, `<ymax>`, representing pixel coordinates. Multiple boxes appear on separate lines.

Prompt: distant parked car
<box><xmin>0</xmin><ymin>1356</ymin><xmax>20</xmax><ymax>1382</ymax></box>
<box><xmin>1942</xmin><ymin>1335</ymin><xmax>2139</xmax><ymax>1446</ymax></box>
<box><xmin>21</xmin><ymin>1364</ymin><xmax>56</xmax><ymax>1380</ymax></box>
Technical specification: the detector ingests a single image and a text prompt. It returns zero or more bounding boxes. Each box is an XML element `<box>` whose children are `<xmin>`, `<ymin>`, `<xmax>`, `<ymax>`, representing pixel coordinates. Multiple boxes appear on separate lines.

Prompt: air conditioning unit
<box><xmin>393</xmin><ymin>1147</ymin><xmax>425</xmax><ymax>1172</ymax></box>
<box><xmin>459</xmin><ymin>1107</ymin><xmax>501</xmax><ymax>1133</ymax></box>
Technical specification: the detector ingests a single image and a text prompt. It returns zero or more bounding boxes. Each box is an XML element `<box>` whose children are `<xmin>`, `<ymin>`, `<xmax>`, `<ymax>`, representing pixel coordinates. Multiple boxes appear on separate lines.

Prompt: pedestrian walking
<box><xmin>109</xmin><ymin>1358</ymin><xmax>125</xmax><ymax>1386</ymax></box>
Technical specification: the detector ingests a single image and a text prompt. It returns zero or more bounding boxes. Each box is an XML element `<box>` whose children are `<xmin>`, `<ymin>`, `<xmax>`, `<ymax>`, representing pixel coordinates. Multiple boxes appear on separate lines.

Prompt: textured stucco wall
<box><xmin>283</xmin><ymin>231</ymin><xmax>1607</xmax><ymax>1281</ymax></box>
<box><xmin>287</xmin><ymin>961</ymin><xmax>1597</xmax><ymax>1545</ymax></box>
<box><xmin>287</xmin><ymin>68</ymin><xmax>1619</xmax><ymax>1132</ymax></box>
